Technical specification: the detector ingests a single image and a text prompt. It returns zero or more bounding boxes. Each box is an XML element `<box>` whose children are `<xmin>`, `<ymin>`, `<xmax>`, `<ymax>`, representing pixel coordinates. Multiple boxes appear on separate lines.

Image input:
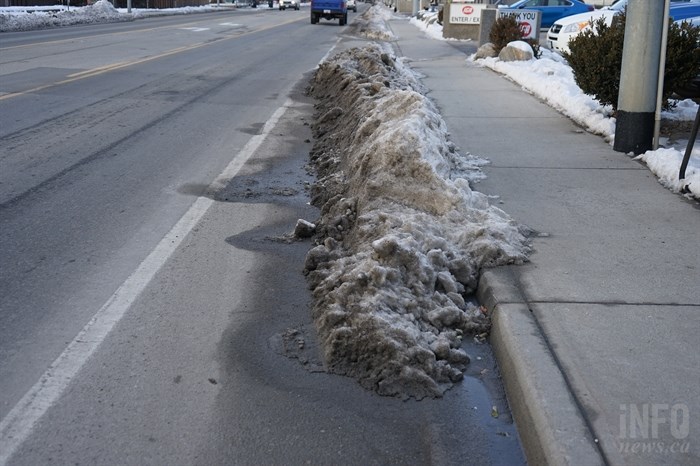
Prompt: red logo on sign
<box><xmin>519</xmin><ymin>22</ymin><xmax>532</xmax><ymax>36</ymax></box>
<box><xmin>462</xmin><ymin>5</ymin><xmax>473</xmax><ymax>14</ymax></box>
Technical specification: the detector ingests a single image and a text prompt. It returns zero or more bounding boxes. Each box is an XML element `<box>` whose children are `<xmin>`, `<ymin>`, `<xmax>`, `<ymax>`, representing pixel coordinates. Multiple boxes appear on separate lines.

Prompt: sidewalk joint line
<box><xmin>502</xmin><ymin>299</ymin><xmax>699</xmax><ymax>307</ymax></box>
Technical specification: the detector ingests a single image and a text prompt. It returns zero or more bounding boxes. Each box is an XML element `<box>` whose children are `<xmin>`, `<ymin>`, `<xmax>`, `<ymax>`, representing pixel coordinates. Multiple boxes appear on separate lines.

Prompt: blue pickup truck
<box><xmin>310</xmin><ymin>0</ymin><xmax>348</xmax><ymax>25</ymax></box>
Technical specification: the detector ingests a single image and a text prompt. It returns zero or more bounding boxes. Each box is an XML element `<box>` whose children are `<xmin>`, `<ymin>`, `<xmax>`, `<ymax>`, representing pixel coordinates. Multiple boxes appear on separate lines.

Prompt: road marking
<box><xmin>220</xmin><ymin>22</ymin><xmax>243</xmax><ymax>26</ymax></box>
<box><xmin>0</xmin><ymin>98</ymin><xmax>294</xmax><ymax>466</ymax></box>
<box><xmin>0</xmin><ymin>16</ymin><xmax>303</xmax><ymax>102</ymax></box>
<box><xmin>0</xmin><ymin>41</ymin><xmax>212</xmax><ymax>101</ymax></box>
<box><xmin>0</xmin><ymin>20</ymin><xmax>213</xmax><ymax>51</ymax></box>
<box><xmin>179</xmin><ymin>27</ymin><xmax>210</xmax><ymax>32</ymax></box>
<box><xmin>318</xmin><ymin>36</ymin><xmax>343</xmax><ymax>65</ymax></box>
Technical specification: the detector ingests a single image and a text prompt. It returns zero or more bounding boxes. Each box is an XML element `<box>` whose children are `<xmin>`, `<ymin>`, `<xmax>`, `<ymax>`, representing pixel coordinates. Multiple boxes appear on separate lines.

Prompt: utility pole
<box><xmin>613</xmin><ymin>1</ymin><xmax>666</xmax><ymax>154</ymax></box>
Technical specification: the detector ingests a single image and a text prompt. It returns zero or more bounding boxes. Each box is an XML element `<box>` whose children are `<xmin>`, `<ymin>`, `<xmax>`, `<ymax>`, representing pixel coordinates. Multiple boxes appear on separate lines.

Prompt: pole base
<box><xmin>613</xmin><ymin>111</ymin><xmax>655</xmax><ymax>154</ymax></box>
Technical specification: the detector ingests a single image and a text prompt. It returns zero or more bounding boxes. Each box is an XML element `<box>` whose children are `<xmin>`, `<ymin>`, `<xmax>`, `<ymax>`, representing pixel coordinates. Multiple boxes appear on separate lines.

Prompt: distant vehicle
<box><xmin>310</xmin><ymin>0</ymin><xmax>348</xmax><ymax>25</ymax></box>
<box><xmin>501</xmin><ymin>0</ymin><xmax>594</xmax><ymax>29</ymax></box>
<box><xmin>279</xmin><ymin>0</ymin><xmax>300</xmax><ymax>9</ymax></box>
<box><xmin>347</xmin><ymin>0</ymin><xmax>357</xmax><ymax>12</ymax></box>
<box><xmin>547</xmin><ymin>0</ymin><xmax>700</xmax><ymax>55</ymax></box>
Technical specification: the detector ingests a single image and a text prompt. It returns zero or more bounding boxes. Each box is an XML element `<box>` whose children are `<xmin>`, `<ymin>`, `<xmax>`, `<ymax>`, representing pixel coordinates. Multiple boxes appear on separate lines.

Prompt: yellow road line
<box><xmin>0</xmin><ymin>16</ymin><xmax>302</xmax><ymax>102</ymax></box>
<box><xmin>0</xmin><ymin>16</ymin><xmax>231</xmax><ymax>51</ymax></box>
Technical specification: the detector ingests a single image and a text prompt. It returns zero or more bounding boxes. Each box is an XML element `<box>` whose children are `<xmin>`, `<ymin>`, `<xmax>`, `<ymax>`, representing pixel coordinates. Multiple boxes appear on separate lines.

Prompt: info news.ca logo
<box><xmin>618</xmin><ymin>403</ymin><xmax>691</xmax><ymax>455</ymax></box>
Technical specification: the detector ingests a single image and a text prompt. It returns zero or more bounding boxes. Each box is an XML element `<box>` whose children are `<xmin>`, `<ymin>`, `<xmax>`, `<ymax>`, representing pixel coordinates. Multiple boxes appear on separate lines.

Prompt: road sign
<box><xmin>497</xmin><ymin>9</ymin><xmax>541</xmax><ymax>40</ymax></box>
<box><xmin>450</xmin><ymin>3</ymin><xmax>486</xmax><ymax>24</ymax></box>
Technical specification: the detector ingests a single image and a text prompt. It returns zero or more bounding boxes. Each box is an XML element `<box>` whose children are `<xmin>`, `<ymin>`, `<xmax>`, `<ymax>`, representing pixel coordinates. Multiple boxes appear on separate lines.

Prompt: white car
<box><xmin>279</xmin><ymin>0</ymin><xmax>300</xmax><ymax>10</ymax></box>
<box><xmin>347</xmin><ymin>0</ymin><xmax>357</xmax><ymax>12</ymax></box>
<box><xmin>547</xmin><ymin>0</ymin><xmax>700</xmax><ymax>55</ymax></box>
<box><xmin>547</xmin><ymin>1</ymin><xmax>623</xmax><ymax>55</ymax></box>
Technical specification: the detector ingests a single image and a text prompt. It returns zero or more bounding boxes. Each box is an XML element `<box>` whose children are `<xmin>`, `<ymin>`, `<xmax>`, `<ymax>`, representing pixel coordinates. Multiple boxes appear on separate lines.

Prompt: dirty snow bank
<box><xmin>0</xmin><ymin>0</ymin><xmax>132</xmax><ymax>31</ymax></box>
<box><xmin>0</xmin><ymin>0</ymin><xmax>231</xmax><ymax>32</ymax></box>
<box><xmin>305</xmin><ymin>44</ymin><xmax>529</xmax><ymax>399</ymax></box>
<box><xmin>354</xmin><ymin>4</ymin><xmax>397</xmax><ymax>41</ymax></box>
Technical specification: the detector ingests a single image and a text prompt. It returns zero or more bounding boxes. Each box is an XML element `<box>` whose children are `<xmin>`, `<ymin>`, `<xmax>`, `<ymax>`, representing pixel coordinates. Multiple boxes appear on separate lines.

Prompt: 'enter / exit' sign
<box><xmin>449</xmin><ymin>3</ymin><xmax>486</xmax><ymax>24</ymax></box>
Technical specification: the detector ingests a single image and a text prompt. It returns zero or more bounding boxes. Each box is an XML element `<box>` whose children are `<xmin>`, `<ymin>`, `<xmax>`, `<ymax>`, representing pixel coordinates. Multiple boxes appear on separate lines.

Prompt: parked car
<box><xmin>547</xmin><ymin>0</ymin><xmax>700</xmax><ymax>55</ymax></box>
<box><xmin>500</xmin><ymin>0</ymin><xmax>594</xmax><ymax>29</ymax></box>
<box><xmin>347</xmin><ymin>0</ymin><xmax>357</xmax><ymax>12</ymax></box>
<box><xmin>279</xmin><ymin>0</ymin><xmax>300</xmax><ymax>10</ymax></box>
<box><xmin>670</xmin><ymin>3</ymin><xmax>700</xmax><ymax>22</ymax></box>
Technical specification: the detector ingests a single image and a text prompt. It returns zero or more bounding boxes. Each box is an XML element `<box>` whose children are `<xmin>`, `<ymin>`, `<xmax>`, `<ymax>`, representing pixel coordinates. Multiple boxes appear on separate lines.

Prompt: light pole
<box><xmin>613</xmin><ymin>0</ymin><xmax>666</xmax><ymax>154</ymax></box>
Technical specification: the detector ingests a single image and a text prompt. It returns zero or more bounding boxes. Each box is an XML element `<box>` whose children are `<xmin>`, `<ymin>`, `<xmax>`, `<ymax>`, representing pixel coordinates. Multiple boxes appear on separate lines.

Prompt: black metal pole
<box><xmin>679</xmin><ymin>104</ymin><xmax>700</xmax><ymax>191</ymax></box>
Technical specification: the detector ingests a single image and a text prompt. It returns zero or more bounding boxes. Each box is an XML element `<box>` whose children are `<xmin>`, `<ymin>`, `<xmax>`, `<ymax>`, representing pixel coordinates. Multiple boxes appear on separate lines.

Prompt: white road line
<box><xmin>318</xmin><ymin>37</ymin><xmax>343</xmax><ymax>66</ymax></box>
<box><xmin>0</xmin><ymin>99</ymin><xmax>293</xmax><ymax>466</ymax></box>
<box><xmin>210</xmin><ymin>102</ymin><xmax>294</xmax><ymax>191</ymax></box>
<box><xmin>180</xmin><ymin>27</ymin><xmax>210</xmax><ymax>32</ymax></box>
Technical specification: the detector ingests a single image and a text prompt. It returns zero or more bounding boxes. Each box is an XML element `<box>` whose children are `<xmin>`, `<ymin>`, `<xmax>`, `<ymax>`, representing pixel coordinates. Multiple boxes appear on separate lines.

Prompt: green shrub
<box><xmin>489</xmin><ymin>16</ymin><xmax>524</xmax><ymax>54</ymax></box>
<box><xmin>564</xmin><ymin>14</ymin><xmax>625</xmax><ymax>109</ymax></box>
<box><xmin>565</xmin><ymin>12</ymin><xmax>700</xmax><ymax>111</ymax></box>
<box><xmin>664</xmin><ymin>20</ymin><xmax>700</xmax><ymax>104</ymax></box>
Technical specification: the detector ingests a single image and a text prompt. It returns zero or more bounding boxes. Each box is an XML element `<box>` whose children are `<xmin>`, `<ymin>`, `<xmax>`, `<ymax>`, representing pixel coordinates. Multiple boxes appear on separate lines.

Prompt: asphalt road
<box><xmin>0</xmin><ymin>7</ymin><xmax>524</xmax><ymax>464</ymax></box>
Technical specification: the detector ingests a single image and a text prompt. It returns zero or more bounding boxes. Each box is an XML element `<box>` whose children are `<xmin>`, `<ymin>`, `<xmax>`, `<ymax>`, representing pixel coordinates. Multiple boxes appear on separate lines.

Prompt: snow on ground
<box><xmin>0</xmin><ymin>0</ymin><xmax>131</xmax><ymax>31</ymax></box>
<box><xmin>305</xmin><ymin>44</ymin><xmax>529</xmax><ymax>399</ymax></box>
<box><xmin>410</xmin><ymin>9</ymin><xmax>700</xmax><ymax>199</ymax></box>
<box><xmin>0</xmin><ymin>0</ymin><xmax>250</xmax><ymax>32</ymax></box>
<box><xmin>354</xmin><ymin>3</ymin><xmax>397</xmax><ymax>41</ymax></box>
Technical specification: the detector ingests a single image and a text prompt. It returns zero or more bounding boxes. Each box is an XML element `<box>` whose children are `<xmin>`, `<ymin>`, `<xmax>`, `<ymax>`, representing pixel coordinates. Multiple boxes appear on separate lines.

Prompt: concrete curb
<box><xmin>477</xmin><ymin>267</ymin><xmax>605</xmax><ymax>466</ymax></box>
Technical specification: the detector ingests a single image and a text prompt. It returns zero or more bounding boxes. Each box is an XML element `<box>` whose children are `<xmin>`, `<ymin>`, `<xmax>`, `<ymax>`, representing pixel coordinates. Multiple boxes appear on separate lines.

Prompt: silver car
<box><xmin>279</xmin><ymin>0</ymin><xmax>300</xmax><ymax>10</ymax></box>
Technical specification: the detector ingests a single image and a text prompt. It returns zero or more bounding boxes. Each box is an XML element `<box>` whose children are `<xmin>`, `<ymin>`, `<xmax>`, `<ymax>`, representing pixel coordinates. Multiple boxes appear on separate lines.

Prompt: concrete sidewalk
<box><xmin>386</xmin><ymin>16</ymin><xmax>700</xmax><ymax>466</ymax></box>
